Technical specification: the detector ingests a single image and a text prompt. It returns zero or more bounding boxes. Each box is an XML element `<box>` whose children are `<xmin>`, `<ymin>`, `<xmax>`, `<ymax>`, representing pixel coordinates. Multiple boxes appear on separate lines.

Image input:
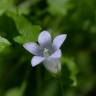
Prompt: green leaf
<box><xmin>0</xmin><ymin>36</ymin><xmax>11</xmax><ymax>52</ymax></box>
<box><xmin>5</xmin><ymin>81</ymin><xmax>26</xmax><ymax>96</ymax></box>
<box><xmin>17</xmin><ymin>1</ymin><xmax>31</xmax><ymax>15</ymax></box>
<box><xmin>13</xmin><ymin>36</ymin><xmax>26</xmax><ymax>44</ymax></box>
<box><xmin>0</xmin><ymin>0</ymin><xmax>15</xmax><ymax>15</ymax></box>
<box><xmin>47</xmin><ymin>0</ymin><xmax>73</xmax><ymax>16</ymax></box>
<box><xmin>7</xmin><ymin>13</ymin><xmax>41</xmax><ymax>44</ymax></box>
<box><xmin>0</xmin><ymin>0</ymin><xmax>31</xmax><ymax>16</ymax></box>
<box><xmin>14</xmin><ymin>35</ymin><xmax>38</xmax><ymax>44</ymax></box>
<box><xmin>61</xmin><ymin>57</ymin><xmax>78</xmax><ymax>86</ymax></box>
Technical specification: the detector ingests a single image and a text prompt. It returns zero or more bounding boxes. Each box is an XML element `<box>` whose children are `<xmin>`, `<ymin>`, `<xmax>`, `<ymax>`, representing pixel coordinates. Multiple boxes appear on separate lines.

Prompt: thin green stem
<box><xmin>57</xmin><ymin>64</ymin><xmax>64</xmax><ymax>96</ymax></box>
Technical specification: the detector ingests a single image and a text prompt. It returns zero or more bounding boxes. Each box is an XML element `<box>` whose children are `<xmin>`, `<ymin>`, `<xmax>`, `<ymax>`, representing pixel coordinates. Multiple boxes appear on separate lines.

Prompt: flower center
<box><xmin>43</xmin><ymin>48</ymin><xmax>50</xmax><ymax>58</ymax></box>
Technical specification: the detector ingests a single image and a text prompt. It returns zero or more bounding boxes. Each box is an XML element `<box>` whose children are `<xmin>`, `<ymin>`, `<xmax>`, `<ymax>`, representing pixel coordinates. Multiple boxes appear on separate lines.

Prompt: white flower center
<box><xmin>43</xmin><ymin>48</ymin><xmax>50</xmax><ymax>57</ymax></box>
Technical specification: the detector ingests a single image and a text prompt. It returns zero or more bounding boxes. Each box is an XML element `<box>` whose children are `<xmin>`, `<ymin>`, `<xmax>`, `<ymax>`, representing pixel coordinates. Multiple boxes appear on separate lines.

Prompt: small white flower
<box><xmin>23</xmin><ymin>31</ymin><xmax>67</xmax><ymax>73</ymax></box>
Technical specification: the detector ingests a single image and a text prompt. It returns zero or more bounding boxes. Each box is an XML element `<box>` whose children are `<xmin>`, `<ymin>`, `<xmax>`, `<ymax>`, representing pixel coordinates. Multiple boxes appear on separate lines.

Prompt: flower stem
<box><xmin>57</xmin><ymin>64</ymin><xmax>64</xmax><ymax>96</ymax></box>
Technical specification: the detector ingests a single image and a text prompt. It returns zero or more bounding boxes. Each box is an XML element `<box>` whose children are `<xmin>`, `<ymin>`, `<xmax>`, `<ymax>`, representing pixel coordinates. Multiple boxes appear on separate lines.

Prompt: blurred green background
<box><xmin>0</xmin><ymin>0</ymin><xmax>96</xmax><ymax>96</ymax></box>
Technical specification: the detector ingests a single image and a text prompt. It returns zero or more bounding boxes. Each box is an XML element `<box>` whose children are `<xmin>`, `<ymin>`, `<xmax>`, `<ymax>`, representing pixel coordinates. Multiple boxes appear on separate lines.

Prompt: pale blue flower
<box><xmin>23</xmin><ymin>31</ymin><xmax>67</xmax><ymax>73</ymax></box>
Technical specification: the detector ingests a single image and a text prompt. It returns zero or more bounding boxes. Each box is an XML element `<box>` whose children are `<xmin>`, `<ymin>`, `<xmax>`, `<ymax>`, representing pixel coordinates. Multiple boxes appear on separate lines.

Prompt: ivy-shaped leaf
<box><xmin>7</xmin><ymin>13</ymin><xmax>41</xmax><ymax>44</ymax></box>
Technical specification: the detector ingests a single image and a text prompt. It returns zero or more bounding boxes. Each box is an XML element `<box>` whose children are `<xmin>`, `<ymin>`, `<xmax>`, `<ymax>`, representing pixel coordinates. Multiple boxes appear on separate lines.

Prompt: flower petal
<box><xmin>43</xmin><ymin>58</ymin><xmax>61</xmax><ymax>73</ymax></box>
<box><xmin>38</xmin><ymin>31</ymin><xmax>51</xmax><ymax>47</ymax></box>
<box><xmin>23</xmin><ymin>42</ymin><xmax>41</xmax><ymax>55</ymax></box>
<box><xmin>31</xmin><ymin>56</ymin><xmax>45</xmax><ymax>67</ymax></box>
<box><xmin>53</xmin><ymin>34</ymin><xmax>67</xmax><ymax>49</ymax></box>
<box><xmin>49</xmin><ymin>49</ymin><xmax>62</xmax><ymax>59</ymax></box>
